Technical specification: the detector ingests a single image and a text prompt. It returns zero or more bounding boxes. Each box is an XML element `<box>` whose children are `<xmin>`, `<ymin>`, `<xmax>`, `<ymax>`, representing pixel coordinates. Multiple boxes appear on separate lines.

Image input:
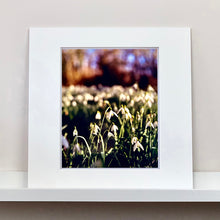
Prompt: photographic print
<box><xmin>29</xmin><ymin>28</ymin><xmax>192</xmax><ymax>189</ymax></box>
<box><xmin>62</xmin><ymin>48</ymin><xmax>158</xmax><ymax>168</ymax></box>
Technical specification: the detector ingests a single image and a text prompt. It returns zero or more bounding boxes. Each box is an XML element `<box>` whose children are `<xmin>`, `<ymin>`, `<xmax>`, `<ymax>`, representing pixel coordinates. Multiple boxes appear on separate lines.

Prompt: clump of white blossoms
<box><xmin>131</xmin><ymin>137</ymin><xmax>144</xmax><ymax>152</ymax></box>
<box><xmin>118</xmin><ymin>106</ymin><xmax>132</xmax><ymax>120</ymax></box>
<box><xmin>90</xmin><ymin>123</ymin><xmax>100</xmax><ymax>135</ymax></box>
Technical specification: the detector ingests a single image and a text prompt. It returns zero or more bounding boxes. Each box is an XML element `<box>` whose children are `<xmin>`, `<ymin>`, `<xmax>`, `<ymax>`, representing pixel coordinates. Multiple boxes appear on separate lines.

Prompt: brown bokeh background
<box><xmin>62</xmin><ymin>49</ymin><xmax>157</xmax><ymax>91</ymax></box>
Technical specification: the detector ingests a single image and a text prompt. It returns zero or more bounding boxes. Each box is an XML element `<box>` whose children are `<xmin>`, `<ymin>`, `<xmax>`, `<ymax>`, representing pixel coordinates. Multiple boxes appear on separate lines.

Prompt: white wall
<box><xmin>1</xmin><ymin>0</ymin><xmax>220</xmax><ymax>172</ymax></box>
<box><xmin>0</xmin><ymin>0</ymin><xmax>220</xmax><ymax>218</ymax></box>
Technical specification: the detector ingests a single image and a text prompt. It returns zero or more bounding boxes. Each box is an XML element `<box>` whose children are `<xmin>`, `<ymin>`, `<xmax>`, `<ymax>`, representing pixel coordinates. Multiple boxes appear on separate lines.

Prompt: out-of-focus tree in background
<box><xmin>62</xmin><ymin>49</ymin><xmax>157</xmax><ymax>91</ymax></box>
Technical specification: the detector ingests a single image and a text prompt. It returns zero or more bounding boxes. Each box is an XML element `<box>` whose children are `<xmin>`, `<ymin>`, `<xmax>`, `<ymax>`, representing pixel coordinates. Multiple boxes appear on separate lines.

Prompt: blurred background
<box><xmin>62</xmin><ymin>49</ymin><xmax>157</xmax><ymax>91</ymax></box>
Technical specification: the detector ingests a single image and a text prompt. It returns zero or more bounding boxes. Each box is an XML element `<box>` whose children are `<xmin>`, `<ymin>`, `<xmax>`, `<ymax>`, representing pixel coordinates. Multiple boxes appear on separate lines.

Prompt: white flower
<box><xmin>84</xmin><ymin>93</ymin><xmax>93</xmax><ymax>101</ymax></box>
<box><xmin>69</xmin><ymin>85</ymin><xmax>75</xmax><ymax>92</ymax></box>
<box><xmin>148</xmin><ymin>85</ymin><xmax>155</xmax><ymax>92</ymax></box>
<box><xmin>76</xmin><ymin>95</ymin><xmax>84</xmax><ymax>102</ymax></box>
<box><xmin>118</xmin><ymin>106</ymin><xmax>132</xmax><ymax>120</ymax></box>
<box><xmin>73</xmin><ymin>143</ymin><xmax>82</xmax><ymax>155</ymax></box>
<box><xmin>72</xmin><ymin>101</ymin><xmax>77</xmax><ymax>107</ymax></box>
<box><xmin>107</xmin><ymin>132</ymin><xmax>114</xmax><ymax>139</ymax></box>
<box><xmin>145</xmin><ymin>93</ymin><xmax>154</xmax><ymax>108</ymax></box>
<box><xmin>118</xmin><ymin>106</ymin><xmax>125</xmax><ymax>115</ymax></box>
<box><xmin>131</xmin><ymin>137</ymin><xmax>138</xmax><ymax>145</ymax></box>
<box><xmin>153</xmin><ymin>121</ymin><xmax>158</xmax><ymax>128</ymax></box>
<box><xmin>128</xmin><ymin>88</ymin><xmax>134</xmax><ymax>95</ymax></box>
<box><xmin>94</xmin><ymin>96</ymin><xmax>99</xmax><ymax>102</ymax></box>
<box><xmin>133</xmin><ymin>83</ymin><xmax>138</xmax><ymax>90</ymax></box>
<box><xmin>146</xmin><ymin>121</ymin><xmax>154</xmax><ymax>129</ymax></box>
<box><xmin>111</xmin><ymin>124</ymin><xmax>118</xmax><ymax>133</ymax></box>
<box><xmin>62</xmin><ymin>136</ymin><xmax>69</xmax><ymax>150</ymax></box>
<box><xmin>132</xmin><ymin>137</ymin><xmax>144</xmax><ymax>152</ymax></box>
<box><xmin>133</xmin><ymin>141</ymin><xmax>144</xmax><ymax>152</ymax></box>
<box><xmin>63</xmin><ymin>97</ymin><xmax>71</xmax><ymax>107</ymax></box>
<box><xmin>132</xmin><ymin>126</ymin><xmax>135</xmax><ymax>133</ymax></box>
<box><xmin>126</xmin><ymin>95</ymin><xmax>130</xmax><ymax>102</ymax></box>
<box><xmin>119</xmin><ymin>93</ymin><xmax>126</xmax><ymax>101</ymax></box>
<box><xmin>125</xmin><ymin>112</ymin><xmax>132</xmax><ymax>120</ymax></box>
<box><xmin>95</xmin><ymin>111</ymin><xmax>101</xmax><ymax>120</ymax></box>
<box><xmin>90</xmin><ymin>123</ymin><xmax>100</xmax><ymax>135</ymax></box>
<box><xmin>67</xmin><ymin>93</ymin><xmax>74</xmax><ymax>101</ymax></box>
<box><xmin>106</xmin><ymin>110</ymin><xmax>118</xmax><ymax>120</ymax></box>
<box><xmin>73</xmin><ymin>127</ymin><xmax>78</xmax><ymax>136</ymax></box>
<box><xmin>130</xmin><ymin>100</ymin><xmax>134</xmax><ymax>106</ymax></box>
<box><xmin>98</xmin><ymin>100</ymin><xmax>103</xmax><ymax>107</ymax></box>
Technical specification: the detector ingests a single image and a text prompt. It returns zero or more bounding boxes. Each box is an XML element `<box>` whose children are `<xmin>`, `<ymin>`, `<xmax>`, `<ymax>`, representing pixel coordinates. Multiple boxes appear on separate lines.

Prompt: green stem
<box><xmin>77</xmin><ymin>136</ymin><xmax>91</xmax><ymax>156</ymax></box>
<box><xmin>100</xmin><ymin>106</ymin><xmax>111</xmax><ymax>132</ymax></box>
<box><xmin>98</xmin><ymin>133</ymin><xmax>105</xmax><ymax>163</ymax></box>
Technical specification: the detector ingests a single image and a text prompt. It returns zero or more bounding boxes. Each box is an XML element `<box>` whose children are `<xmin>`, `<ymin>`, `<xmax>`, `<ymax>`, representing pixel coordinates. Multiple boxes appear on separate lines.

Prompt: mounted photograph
<box><xmin>28</xmin><ymin>28</ymin><xmax>192</xmax><ymax>189</ymax></box>
<box><xmin>61</xmin><ymin>48</ymin><xmax>158</xmax><ymax>168</ymax></box>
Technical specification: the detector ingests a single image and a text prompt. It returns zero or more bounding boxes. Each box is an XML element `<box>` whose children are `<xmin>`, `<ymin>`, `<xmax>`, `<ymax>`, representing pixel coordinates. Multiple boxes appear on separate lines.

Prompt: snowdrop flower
<box><xmin>69</xmin><ymin>85</ymin><xmax>75</xmax><ymax>92</ymax></box>
<box><xmin>62</xmin><ymin>136</ymin><xmax>69</xmax><ymax>150</ymax></box>
<box><xmin>119</xmin><ymin>93</ymin><xmax>126</xmax><ymax>101</ymax></box>
<box><xmin>90</xmin><ymin>123</ymin><xmax>100</xmax><ymax>135</ymax></box>
<box><xmin>133</xmin><ymin>83</ymin><xmax>138</xmax><ymax>90</ymax></box>
<box><xmin>131</xmin><ymin>137</ymin><xmax>138</xmax><ymax>145</ymax></box>
<box><xmin>94</xmin><ymin>96</ymin><xmax>99</xmax><ymax>102</ymax></box>
<box><xmin>130</xmin><ymin>100</ymin><xmax>134</xmax><ymax>107</ymax></box>
<box><xmin>145</xmin><ymin>93</ymin><xmax>154</xmax><ymax>108</ymax></box>
<box><xmin>72</xmin><ymin>101</ymin><xmax>77</xmax><ymax>107</ymax></box>
<box><xmin>76</xmin><ymin>95</ymin><xmax>84</xmax><ymax>102</ymax></box>
<box><xmin>153</xmin><ymin>121</ymin><xmax>158</xmax><ymax>128</ymax></box>
<box><xmin>133</xmin><ymin>141</ymin><xmax>144</xmax><ymax>152</ymax></box>
<box><xmin>95</xmin><ymin>111</ymin><xmax>101</xmax><ymax>120</ymax></box>
<box><xmin>128</xmin><ymin>88</ymin><xmax>134</xmax><ymax>95</ymax></box>
<box><xmin>126</xmin><ymin>95</ymin><xmax>130</xmax><ymax>102</ymax></box>
<box><xmin>107</xmin><ymin>132</ymin><xmax>114</xmax><ymax>139</ymax></box>
<box><xmin>111</xmin><ymin>124</ymin><xmax>118</xmax><ymax>133</ymax></box>
<box><xmin>146</xmin><ymin>121</ymin><xmax>154</xmax><ymax>129</ymax></box>
<box><xmin>106</xmin><ymin>110</ymin><xmax>118</xmax><ymax>120</ymax></box>
<box><xmin>73</xmin><ymin>127</ymin><xmax>78</xmax><ymax>136</ymax></box>
<box><xmin>67</xmin><ymin>92</ymin><xmax>74</xmax><ymax>101</ymax></box>
<box><xmin>132</xmin><ymin>137</ymin><xmax>144</xmax><ymax>152</ymax></box>
<box><xmin>125</xmin><ymin>111</ymin><xmax>132</xmax><ymax>120</ymax></box>
<box><xmin>84</xmin><ymin>93</ymin><xmax>93</xmax><ymax>101</ymax></box>
<box><xmin>132</xmin><ymin>126</ymin><xmax>135</xmax><ymax>133</ymax></box>
<box><xmin>118</xmin><ymin>106</ymin><xmax>132</xmax><ymax>120</ymax></box>
<box><xmin>63</xmin><ymin>97</ymin><xmax>71</xmax><ymax>107</ymax></box>
<box><xmin>118</xmin><ymin>106</ymin><xmax>125</xmax><ymax>115</ymax></box>
<box><xmin>73</xmin><ymin>143</ymin><xmax>82</xmax><ymax>155</ymax></box>
<box><xmin>148</xmin><ymin>85</ymin><xmax>155</xmax><ymax>92</ymax></box>
<box><xmin>83</xmin><ymin>100</ymin><xmax>87</xmax><ymax>105</ymax></box>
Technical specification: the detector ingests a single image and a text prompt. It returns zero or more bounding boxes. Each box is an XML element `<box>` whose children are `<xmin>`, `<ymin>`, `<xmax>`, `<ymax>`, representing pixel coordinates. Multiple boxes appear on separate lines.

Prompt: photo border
<box><xmin>28</xmin><ymin>28</ymin><xmax>192</xmax><ymax>189</ymax></box>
